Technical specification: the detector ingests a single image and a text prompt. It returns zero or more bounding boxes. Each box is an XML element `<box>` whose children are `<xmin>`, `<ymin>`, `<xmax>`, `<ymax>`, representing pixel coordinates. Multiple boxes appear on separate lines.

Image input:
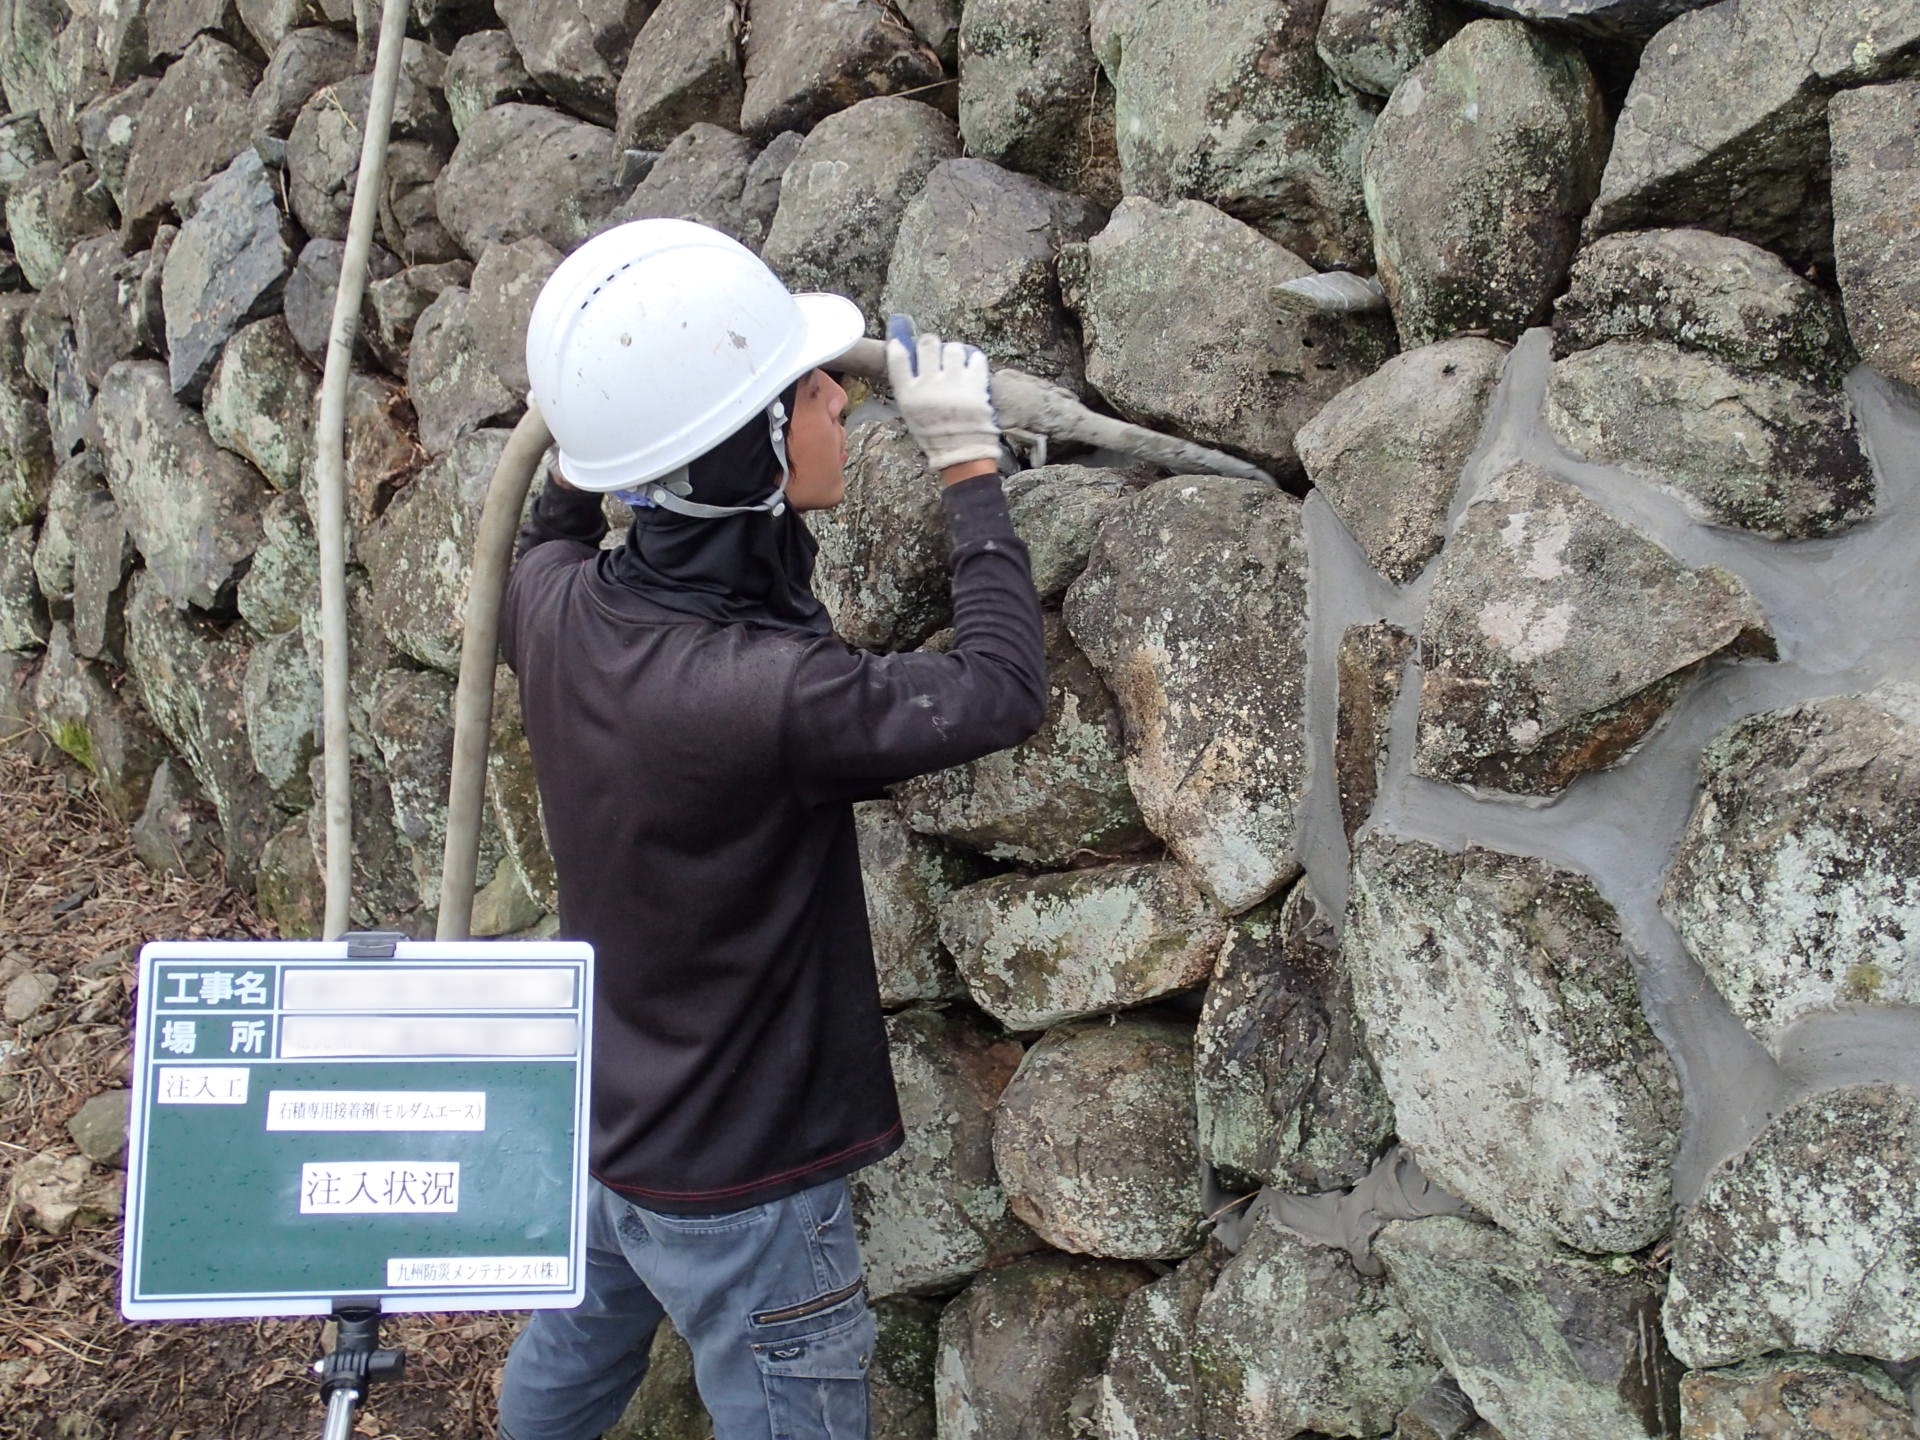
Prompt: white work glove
<box><xmin>885</xmin><ymin>315</ymin><xmax>1002</xmax><ymax>472</ymax></box>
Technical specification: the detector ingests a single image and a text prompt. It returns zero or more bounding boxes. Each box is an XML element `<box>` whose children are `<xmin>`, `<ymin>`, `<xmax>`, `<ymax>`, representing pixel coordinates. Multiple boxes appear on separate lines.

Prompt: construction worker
<box><xmin>495</xmin><ymin>219</ymin><xmax>1047</xmax><ymax>1440</ymax></box>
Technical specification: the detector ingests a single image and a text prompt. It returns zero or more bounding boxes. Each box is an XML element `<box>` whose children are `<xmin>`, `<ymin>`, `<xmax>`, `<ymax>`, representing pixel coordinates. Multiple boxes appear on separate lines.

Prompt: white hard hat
<box><xmin>525</xmin><ymin>219</ymin><xmax>865</xmax><ymax>496</ymax></box>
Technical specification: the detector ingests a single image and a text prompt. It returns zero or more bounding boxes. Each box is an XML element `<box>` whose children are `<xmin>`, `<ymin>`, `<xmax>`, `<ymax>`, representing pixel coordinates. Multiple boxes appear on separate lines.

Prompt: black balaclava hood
<box><xmin>599</xmin><ymin>382</ymin><xmax>832</xmax><ymax>635</ymax></box>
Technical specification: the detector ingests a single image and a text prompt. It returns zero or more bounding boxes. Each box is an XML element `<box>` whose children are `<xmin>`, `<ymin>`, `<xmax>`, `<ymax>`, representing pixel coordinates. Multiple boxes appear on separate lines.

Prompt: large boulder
<box><xmin>1091</xmin><ymin>0</ymin><xmax>1376</xmax><ymax>268</ymax></box>
<box><xmin>1464</xmin><ymin>0</ymin><xmax>1723</xmax><ymax>38</ymax></box>
<box><xmin>1065</xmin><ymin>198</ymin><xmax>1396</xmax><ymax>479</ymax></box>
<box><xmin>363</xmin><ymin>258</ymin><xmax>473</xmax><ymax>375</ymax></box>
<box><xmin>1064</xmin><ymin>476</ymin><xmax>1311</xmax><ymax>913</ymax></box>
<box><xmin>408</xmin><ymin>286</ymin><xmax>522</xmax><ymax>455</ymax></box>
<box><xmin>893</xmin><ymin>614</ymin><xmax>1146</xmax><ymax>867</ymax></box>
<box><xmin>881</xmin><ymin>159</ymin><xmax>1104</xmax><ymax>388</ymax></box>
<box><xmin>1589</xmin><ymin>0</ymin><xmax>1920</xmax><ymax>271</ymax></box>
<box><xmin>739</xmin><ymin>0</ymin><xmax>943</xmax><ymax>138</ymax></box>
<box><xmin>1196</xmin><ymin>1208</ymin><xmax>1438</xmax><ymax>1440</ymax></box>
<box><xmin>612</xmin><ymin>122</ymin><xmax>788</xmax><ymax>254</ymax></box>
<box><xmin>1196</xmin><ymin>886</ymin><xmax>1395</xmax><ymax>1193</ymax></box>
<box><xmin>91</xmin><ymin>360</ymin><xmax>269</xmax><ymax>610</ymax></box>
<box><xmin>493</xmin><ymin>0</ymin><xmax>657</xmax><ymax>125</ymax></box>
<box><xmin>285</xmin><ymin>70</ymin><xmax>458</xmax><ymax>264</ymax></box>
<box><xmin>443</xmin><ymin>30</ymin><xmax>541</xmax><ymax>136</ymax></box>
<box><xmin>1346</xmin><ymin>835</ymin><xmax>1683</xmax><ymax>1253</ymax></box>
<box><xmin>1662</xmin><ymin>689</ymin><xmax>1920</xmax><ymax>1051</ymax></box>
<box><xmin>0</xmin><ymin>113</ymin><xmax>54</xmax><ymax>205</ymax></box>
<box><xmin>160</xmin><ymin>148</ymin><xmax>294</xmax><ymax>400</ymax></box>
<box><xmin>236</xmin><ymin>492</ymin><xmax>318</xmax><ymax>639</ymax></box>
<box><xmin>249</xmin><ymin>26</ymin><xmax>358</xmax><ymax>141</ymax></box>
<box><xmin>1413</xmin><ymin>460</ymin><xmax>1775</xmax><ymax>796</ymax></box>
<box><xmin>5</xmin><ymin>161</ymin><xmax>114</xmax><ymax>292</ymax></box>
<box><xmin>850</xmin><ymin>1007</ymin><xmax>1039</xmax><ymax>1299</ymax></box>
<box><xmin>67</xmin><ymin>476</ymin><xmax>132</xmax><ymax>662</ymax></box>
<box><xmin>1545</xmin><ymin>342</ymin><xmax>1875</xmax><ymax>539</ymax></box>
<box><xmin>809</xmin><ymin>420</ymin><xmax>948</xmax><ymax>653</ymax></box>
<box><xmin>0</xmin><ymin>523</ymin><xmax>46</xmax><ymax>652</ymax></box>
<box><xmin>435</xmin><ymin>104</ymin><xmax>627</xmax><ymax>258</ymax></box>
<box><xmin>466</xmin><ymin>239</ymin><xmax>560</xmax><ymax>400</ymax></box>
<box><xmin>1090</xmin><ymin>1248</ymin><xmax>1225</xmax><ymax>1440</ymax></box>
<box><xmin>1665</xmin><ymin>1084</ymin><xmax>1920</xmax><ymax>1368</ymax></box>
<box><xmin>1296</xmin><ymin>338</ymin><xmax>1508</xmax><ymax>585</ymax></box>
<box><xmin>77</xmin><ymin>80</ymin><xmax>156</xmax><ymax>214</ymax></box>
<box><xmin>761</xmin><ymin>97</ymin><xmax>960</xmax><ymax>324</ymax></box>
<box><xmin>487</xmin><ymin>665</ymin><xmax>558</xmax><ymax>914</ymax></box>
<box><xmin>282</xmin><ymin>237</ymin><xmax>402</xmax><ymax>367</ymax></box>
<box><xmin>613</xmin><ymin>0</ymin><xmax>743</xmax><ymax>149</ymax></box>
<box><xmin>1831</xmin><ymin>80</ymin><xmax>1920</xmax><ymax>391</ymax></box>
<box><xmin>1363</xmin><ymin>20</ymin><xmax>1608</xmax><ymax>346</ymax></box>
<box><xmin>1001</xmin><ymin>465</ymin><xmax>1134</xmax><ymax>604</ymax></box>
<box><xmin>32</xmin><ymin>623</ymin><xmax>168</xmax><ymax>817</ymax></box>
<box><xmin>957</xmin><ymin>0</ymin><xmax>1117</xmax><ymax>201</ymax></box>
<box><xmin>30</xmin><ymin>448</ymin><xmax>103</xmax><ymax>604</ymax></box>
<box><xmin>1680</xmin><ymin>1356</ymin><xmax>1920</xmax><ymax>1440</ymax></box>
<box><xmin>993</xmin><ymin>1013</ymin><xmax>1206</xmax><ymax>1259</ymax></box>
<box><xmin>853</xmin><ymin>799</ymin><xmax>981</xmax><ymax>1007</ymax></box>
<box><xmin>242</xmin><ymin>628</ymin><xmax>319</xmax><ymax>803</ymax></box>
<box><xmin>53</xmin><ymin>232</ymin><xmax>168</xmax><ymax>390</ymax></box>
<box><xmin>1316</xmin><ymin>0</ymin><xmax>1460</xmax><ymax>98</ymax></box>
<box><xmin>203</xmin><ymin>316</ymin><xmax>316</xmax><ymax>493</ymax></box>
<box><xmin>0</xmin><ymin>380</ymin><xmax>54</xmax><ymax>531</ymax></box>
<box><xmin>120</xmin><ymin>35</ymin><xmax>261</xmax><ymax>240</ymax></box>
<box><xmin>1377</xmin><ymin>1216</ymin><xmax>1682</xmax><ymax>1440</ymax></box>
<box><xmin>371</xmin><ymin>666</ymin><xmax>493</xmax><ymax>910</ymax></box>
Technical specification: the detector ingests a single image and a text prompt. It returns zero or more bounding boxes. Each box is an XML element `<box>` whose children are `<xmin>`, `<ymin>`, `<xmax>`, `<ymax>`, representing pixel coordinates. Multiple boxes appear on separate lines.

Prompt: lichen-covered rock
<box><xmin>957</xmin><ymin>0</ymin><xmax>1117</xmax><ymax>202</ymax></box>
<box><xmin>363</xmin><ymin>259</ymin><xmax>472</xmax><ymax>375</ymax></box>
<box><xmin>1589</xmin><ymin>0</ymin><xmax>1920</xmax><ymax>270</ymax></box>
<box><xmin>1297</xmin><ymin>338</ymin><xmax>1508</xmax><ymax>585</ymax></box>
<box><xmin>485</xmin><ymin>664</ymin><xmax>557</xmax><ymax>914</ymax></box>
<box><xmin>465</xmin><ymin>239</ymin><xmax>559</xmax><ymax>401</ymax></box>
<box><xmin>1363</xmin><ymin>20</ymin><xmax>1608</xmax><ymax>346</ymax></box>
<box><xmin>935</xmin><ymin>1254</ymin><xmax>1153</xmax><ymax>1440</ymax></box>
<box><xmin>371</xmin><ymin>666</ymin><xmax>481</xmax><ymax>910</ymax></box>
<box><xmin>120</xmin><ymin>35</ymin><xmax>261</xmax><ymax>239</ymax></box>
<box><xmin>68</xmin><ymin>479</ymin><xmax>131</xmax><ymax>662</ymax></box>
<box><xmin>132</xmin><ymin>758</ymin><xmax>221</xmax><ymax>880</ymax></box>
<box><xmin>256</xmin><ymin>809</ymin><xmax>324</xmax><ymax>939</ymax></box>
<box><xmin>808</xmin><ymin>420</ymin><xmax>947</xmax><ymax>653</ymax></box>
<box><xmin>1316</xmin><ymin>0</ymin><xmax>1461</xmax><ymax>98</ymax></box>
<box><xmin>761</xmin><ymin>98</ymin><xmax>959</xmax><ymax>324</ymax></box>
<box><xmin>298</xmin><ymin>373</ymin><xmax>422</xmax><ymax>562</ymax></box>
<box><xmin>203</xmin><ymin>317</ymin><xmax>315</xmax><ymax>493</ymax></box>
<box><xmin>32</xmin><ymin>622</ymin><xmax>167</xmax><ymax>817</ymax></box>
<box><xmin>1196</xmin><ymin>1209</ymin><xmax>1438</xmax><ymax>1440</ymax></box>
<box><xmin>614</xmin><ymin>0</ymin><xmax>743</xmax><ymax>149</ymax></box>
<box><xmin>1347</xmin><ymin>835</ymin><xmax>1683</xmax><ymax>1253</ymax></box>
<box><xmin>1392</xmin><ymin>1375</ymin><xmax>1491</xmax><ymax>1440</ymax></box>
<box><xmin>494</xmin><ymin>0</ymin><xmax>657</xmax><ymax>126</ymax></box>
<box><xmin>0</xmin><ymin>523</ymin><xmax>47</xmax><ymax>652</ymax></box>
<box><xmin>993</xmin><ymin>1013</ymin><xmax>1206</xmax><ymax>1259</ymax></box>
<box><xmin>1680</xmin><ymin>1355</ymin><xmax>1920</xmax><ymax>1440</ymax></box>
<box><xmin>869</xmin><ymin>1297</ymin><xmax>941</xmax><ymax>1440</ymax></box>
<box><xmin>443</xmin><ymin>30</ymin><xmax>541</xmax><ymax>137</ymax></box>
<box><xmin>1090</xmin><ymin>1246</ymin><xmax>1225</xmax><ymax>1440</ymax></box>
<box><xmin>77</xmin><ymin>79</ymin><xmax>156</xmax><ymax>215</ymax></box>
<box><xmin>92</xmin><ymin>360</ymin><xmax>269</xmax><ymax>610</ymax></box>
<box><xmin>1377</xmin><ymin>1216</ymin><xmax>1681</xmax><ymax>1440</ymax></box>
<box><xmin>1197</xmin><ymin>886</ymin><xmax>1395</xmax><ymax>1193</ymax></box>
<box><xmin>0</xmin><ymin>380</ymin><xmax>54</xmax><ymax>531</ymax></box>
<box><xmin>853</xmin><ymin>799</ymin><xmax>981</xmax><ymax>1007</ymax></box>
<box><xmin>160</xmin><ymin>149</ymin><xmax>294</xmax><ymax>399</ymax></box>
<box><xmin>1067</xmin><ymin>198</ymin><xmax>1395</xmax><ymax>478</ymax></box>
<box><xmin>894</xmin><ymin>615</ymin><xmax>1146</xmax><ymax>868</ymax></box>
<box><xmin>1064</xmin><ymin>476</ymin><xmax>1311</xmax><ymax>913</ymax></box>
<box><xmin>1001</xmin><ymin>465</ymin><xmax>1134</xmax><ymax>604</ymax></box>
<box><xmin>306</xmin><ymin>751</ymin><xmax>423</xmax><ymax>928</ymax></box>
<box><xmin>31</xmin><ymin>449</ymin><xmax>104</xmax><ymax>604</ymax></box>
<box><xmin>1335</xmin><ymin>622</ymin><xmax>1415</xmax><ymax>843</ymax></box>
<box><xmin>282</xmin><ymin>236</ymin><xmax>403</xmax><ymax>367</ymax></box>
<box><xmin>881</xmin><ymin>159</ymin><xmax>1104</xmax><ymax>388</ymax></box>
<box><xmin>435</xmin><ymin>104</ymin><xmax>626</xmax><ymax>258</ymax></box>
<box><xmin>5</xmin><ymin>161</ymin><xmax>114</xmax><ymax>292</ymax></box>
<box><xmin>612</xmin><ymin>123</ymin><xmax>769</xmax><ymax>252</ymax></box>
<box><xmin>1662</xmin><ymin>689</ymin><xmax>1920</xmax><ymax>1050</ymax></box>
<box><xmin>242</xmin><ymin>628</ymin><xmax>318</xmax><ymax>801</ymax></box>
<box><xmin>408</xmin><ymin>287</ymin><xmax>522</xmax><ymax>456</ymax></box>
<box><xmin>1665</xmin><ymin>1084</ymin><xmax>1920</xmax><ymax>1368</ymax></box>
<box><xmin>54</xmin><ymin>231</ymin><xmax>168</xmax><ymax>390</ymax></box>
<box><xmin>739</xmin><ymin>0</ymin><xmax>943</xmax><ymax>138</ymax></box>
<box><xmin>1091</xmin><ymin>0</ymin><xmax>1376</xmax><ymax>268</ymax></box>
<box><xmin>0</xmin><ymin>112</ymin><xmax>54</xmax><ymax>206</ymax></box>
<box><xmin>851</xmin><ymin>1006</ymin><xmax>1038</xmax><ymax>1299</ymax></box>
<box><xmin>286</xmin><ymin>70</ymin><xmax>458</xmax><ymax>264</ymax></box>
<box><xmin>249</xmin><ymin>26</ymin><xmax>357</xmax><ymax>141</ymax></box>
<box><xmin>1546</xmin><ymin>342</ymin><xmax>1875</xmax><ymax>539</ymax></box>
<box><xmin>1413</xmin><ymin>460</ymin><xmax>1775</xmax><ymax>796</ymax></box>
<box><xmin>1553</xmin><ymin>228</ymin><xmax>1855</xmax><ymax>385</ymax></box>
<box><xmin>1831</xmin><ymin>81</ymin><xmax>1920</xmax><ymax>392</ymax></box>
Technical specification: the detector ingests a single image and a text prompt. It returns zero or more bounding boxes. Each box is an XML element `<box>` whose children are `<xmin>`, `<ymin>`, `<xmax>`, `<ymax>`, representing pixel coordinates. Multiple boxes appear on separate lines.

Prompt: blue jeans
<box><xmin>497</xmin><ymin>1177</ymin><xmax>874</xmax><ymax>1440</ymax></box>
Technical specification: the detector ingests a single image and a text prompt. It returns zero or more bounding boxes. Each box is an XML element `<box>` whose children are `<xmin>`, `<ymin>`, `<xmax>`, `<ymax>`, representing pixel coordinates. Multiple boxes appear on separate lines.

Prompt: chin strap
<box><xmin>616</xmin><ymin>401</ymin><xmax>792</xmax><ymax>518</ymax></box>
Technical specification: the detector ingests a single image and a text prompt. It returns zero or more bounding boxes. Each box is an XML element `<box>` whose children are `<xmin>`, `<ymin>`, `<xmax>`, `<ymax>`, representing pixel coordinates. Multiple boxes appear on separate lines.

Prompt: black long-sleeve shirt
<box><xmin>501</xmin><ymin>476</ymin><xmax>1046</xmax><ymax>1212</ymax></box>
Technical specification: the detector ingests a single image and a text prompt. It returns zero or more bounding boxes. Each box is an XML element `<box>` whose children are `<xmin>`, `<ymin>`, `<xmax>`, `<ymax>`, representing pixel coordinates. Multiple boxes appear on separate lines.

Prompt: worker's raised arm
<box><xmin>514</xmin><ymin>470</ymin><xmax>608</xmax><ymax>561</ymax></box>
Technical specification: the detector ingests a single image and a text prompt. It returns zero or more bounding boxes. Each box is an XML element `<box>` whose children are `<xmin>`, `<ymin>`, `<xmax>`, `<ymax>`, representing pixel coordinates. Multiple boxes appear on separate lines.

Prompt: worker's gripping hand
<box><xmin>886</xmin><ymin>315</ymin><xmax>1002</xmax><ymax>474</ymax></box>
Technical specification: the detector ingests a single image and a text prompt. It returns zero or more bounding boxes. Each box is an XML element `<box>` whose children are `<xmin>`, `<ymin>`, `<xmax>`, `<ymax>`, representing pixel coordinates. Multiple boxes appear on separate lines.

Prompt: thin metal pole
<box><xmin>321</xmin><ymin>1385</ymin><xmax>360</xmax><ymax>1440</ymax></box>
<box><xmin>312</xmin><ymin>0</ymin><xmax>413</xmax><ymax>939</ymax></box>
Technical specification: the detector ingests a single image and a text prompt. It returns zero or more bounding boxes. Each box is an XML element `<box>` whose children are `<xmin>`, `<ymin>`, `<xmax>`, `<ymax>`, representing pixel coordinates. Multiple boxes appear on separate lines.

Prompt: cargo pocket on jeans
<box><xmin>751</xmin><ymin>1304</ymin><xmax>874</xmax><ymax>1440</ymax></box>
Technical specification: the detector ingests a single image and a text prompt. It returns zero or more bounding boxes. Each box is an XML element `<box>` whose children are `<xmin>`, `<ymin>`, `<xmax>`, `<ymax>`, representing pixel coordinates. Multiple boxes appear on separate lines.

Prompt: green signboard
<box><xmin>122</xmin><ymin>939</ymin><xmax>593</xmax><ymax>1320</ymax></box>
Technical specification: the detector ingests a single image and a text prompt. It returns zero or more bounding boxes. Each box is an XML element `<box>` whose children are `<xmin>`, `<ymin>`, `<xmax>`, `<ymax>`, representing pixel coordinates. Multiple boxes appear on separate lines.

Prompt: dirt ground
<box><xmin>0</xmin><ymin>741</ymin><xmax>519</xmax><ymax>1440</ymax></box>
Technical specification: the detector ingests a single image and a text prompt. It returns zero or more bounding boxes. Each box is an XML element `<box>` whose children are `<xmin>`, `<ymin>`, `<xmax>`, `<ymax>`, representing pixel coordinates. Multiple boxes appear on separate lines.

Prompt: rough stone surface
<box><xmin>9</xmin><ymin>1152</ymin><xmax>123</xmax><ymax>1236</ymax></box>
<box><xmin>31</xmin><ymin>449</ymin><xmax>99</xmax><ymax>604</ymax></box>
<box><xmin>850</xmin><ymin>1006</ymin><xmax>1038</xmax><ymax>1299</ymax></box>
<box><xmin>1553</xmin><ymin>228</ymin><xmax>1855</xmax><ymax>385</ymax></box>
<box><xmin>1091</xmin><ymin>0</ymin><xmax>1376</xmax><ymax>268</ymax></box>
<box><xmin>443</xmin><ymin>30</ymin><xmax>541</xmax><ymax>136</ymax></box>
<box><xmin>250</xmin><ymin>26</ymin><xmax>358</xmax><ymax>141</ymax></box>
<box><xmin>282</xmin><ymin>237</ymin><xmax>402</xmax><ymax>366</ymax></box>
<box><xmin>68</xmin><ymin>479</ymin><xmax>132</xmax><ymax>662</ymax></box>
<box><xmin>1336</xmin><ymin>623</ymin><xmax>1415</xmax><ymax>843</ymax></box>
<box><xmin>242</xmin><ymin>627</ymin><xmax>318</xmax><ymax>800</ymax></box>
<box><xmin>614</xmin><ymin>0</ymin><xmax>743</xmax><ymax>149</ymax></box>
<box><xmin>852</xmin><ymin>799</ymin><xmax>981</xmax><ymax>1008</ymax></box>
<box><xmin>881</xmin><ymin>159</ymin><xmax>1104</xmax><ymax>388</ymax></box>
<box><xmin>1589</xmin><ymin>0</ymin><xmax>1920</xmax><ymax>270</ymax></box>
<box><xmin>604</xmin><ymin>1320</ymin><xmax>709</xmax><ymax>1440</ymax></box>
<box><xmin>302</xmin><ymin>373</ymin><xmax>422</xmax><ymax>561</ymax></box>
<box><xmin>1831</xmin><ymin>81</ymin><xmax>1920</xmax><ymax>392</ymax></box>
<box><xmin>934</xmin><ymin>1254</ymin><xmax>1153</xmax><ymax>1440</ymax></box>
<box><xmin>91</xmin><ymin>360</ymin><xmax>269</xmax><ymax>610</ymax></box>
<box><xmin>612</xmin><ymin>123</ymin><xmax>772</xmax><ymax>252</ymax></box>
<box><xmin>0</xmin><ymin>380</ymin><xmax>55</xmax><ymax>531</ymax></box>
<box><xmin>1392</xmin><ymin>1375</ymin><xmax>1489</xmax><ymax>1440</ymax></box>
<box><xmin>1666</xmin><ymin>1084</ymin><xmax>1920</xmax><ymax>1368</ymax></box>
<box><xmin>66</xmin><ymin>1089</ymin><xmax>130</xmax><ymax>1166</ymax></box>
<box><xmin>1414</xmin><ymin>460</ymin><xmax>1775</xmax><ymax>796</ymax></box>
<box><xmin>1317</xmin><ymin>0</ymin><xmax>1461</xmax><ymax>98</ymax></box>
<box><xmin>761</xmin><ymin>98</ymin><xmax>960</xmax><ymax>324</ymax></box>
<box><xmin>131</xmin><ymin>757</ymin><xmax>222</xmax><ymax>879</ymax></box>
<box><xmin>894</xmin><ymin>615</ymin><xmax>1146</xmax><ymax>868</ymax></box>
<box><xmin>77</xmin><ymin>80</ymin><xmax>156</xmax><ymax>215</ymax></box>
<box><xmin>1001</xmin><ymin>464</ymin><xmax>1134</xmax><ymax>604</ymax></box>
<box><xmin>1467</xmin><ymin>0</ymin><xmax>1725</xmax><ymax>37</ymax></box>
<box><xmin>1298</xmin><ymin>338</ymin><xmax>1508</xmax><ymax>585</ymax></box>
<box><xmin>1067</xmin><ymin>198</ymin><xmax>1396</xmax><ymax>478</ymax></box>
<box><xmin>1363</xmin><ymin>20</ymin><xmax>1609</xmax><ymax>347</ymax></box>
<box><xmin>739</xmin><ymin>0</ymin><xmax>943</xmax><ymax>138</ymax></box>
<box><xmin>286</xmin><ymin>71</ymin><xmax>458</xmax><ymax>264</ymax></box>
<box><xmin>1546</xmin><ymin>342</ymin><xmax>1875</xmax><ymax>540</ymax></box>
<box><xmin>161</xmin><ymin>148</ymin><xmax>293</xmax><ymax>399</ymax></box>
<box><xmin>809</xmin><ymin>420</ymin><xmax>949</xmax><ymax>653</ymax></box>
<box><xmin>0</xmin><ymin>522</ymin><xmax>47</xmax><ymax>652</ymax></box>
<box><xmin>957</xmin><ymin>0</ymin><xmax>1117</xmax><ymax>201</ymax></box>
<box><xmin>409</xmin><ymin>287</ymin><xmax>522</xmax><ymax>456</ymax></box>
<box><xmin>869</xmin><ymin>1297</ymin><xmax>940</xmax><ymax>1440</ymax></box>
<box><xmin>55</xmin><ymin>231</ymin><xmax>168</xmax><ymax>391</ymax></box>
<box><xmin>488</xmin><ymin>666</ymin><xmax>559</xmax><ymax>915</ymax></box>
<box><xmin>435</xmin><ymin>104</ymin><xmax>627</xmax><ymax>258</ymax></box>
<box><xmin>466</xmin><ymin>239</ymin><xmax>559</xmax><ymax>399</ymax></box>
<box><xmin>4</xmin><ymin>969</ymin><xmax>58</xmax><ymax>1022</ymax></box>
<box><xmin>121</xmin><ymin>36</ymin><xmax>262</xmax><ymax>238</ymax></box>
<box><xmin>1680</xmin><ymin>1356</ymin><xmax>1920</xmax><ymax>1440</ymax></box>
<box><xmin>32</xmin><ymin>623</ymin><xmax>166</xmax><ymax>817</ymax></box>
<box><xmin>1197</xmin><ymin>886</ymin><xmax>1396</xmax><ymax>1193</ymax></box>
<box><xmin>0</xmin><ymin>112</ymin><xmax>55</xmax><ymax>205</ymax></box>
<box><xmin>1064</xmin><ymin>476</ymin><xmax>1311</xmax><ymax>913</ymax></box>
<box><xmin>203</xmin><ymin>316</ymin><xmax>315</xmax><ymax>493</ymax></box>
<box><xmin>1346</xmin><ymin>835</ymin><xmax>1684</xmax><ymax>1253</ymax></box>
<box><xmin>1378</xmin><ymin>1216</ymin><xmax>1681</xmax><ymax>1440</ymax></box>
<box><xmin>1196</xmin><ymin>1209</ymin><xmax>1438</xmax><ymax>1440</ymax></box>
<box><xmin>363</xmin><ymin>259</ymin><xmax>473</xmax><ymax>375</ymax></box>
<box><xmin>1090</xmin><ymin>1246</ymin><xmax>1225</xmax><ymax>1440</ymax></box>
<box><xmin>6</xmin><ymin>161</ymin><xmax>115</xmax><ymax>292</ymax></box>
<box><xmin>255</xmin><ymin>809</ymin><xmax>324</xmax><ymax>940</ymax></box>
<box><xmin>993</xmin><ymin>1013</ymin><xmax>1206</xmax><ymax>1259</ymax></box>
<box><xmin>941</xmin><ymin>863</ymin><xmax>1222</xmax><ymax>1032</ymax></box>
<box><xmin>494</xmin><ymin>0</ymin><xmax>657</xmax><ymax>125</ymax></box>
<box><xmin>370</xmin><ymin>666</ymin><xmax>475</xmax><ymax>910</ymax></box>
<box><xmin>1663</xmin><ymin>689</ymin><xmax>1920</xmax><ymax>1051</ymax></box>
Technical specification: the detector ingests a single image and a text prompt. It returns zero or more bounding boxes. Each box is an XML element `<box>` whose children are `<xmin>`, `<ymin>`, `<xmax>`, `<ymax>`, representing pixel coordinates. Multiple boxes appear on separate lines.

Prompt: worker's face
<box><xmin>784</xmin><ymin>369</ymin><xmax>849</xmax><ymax>511</ymax></box>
